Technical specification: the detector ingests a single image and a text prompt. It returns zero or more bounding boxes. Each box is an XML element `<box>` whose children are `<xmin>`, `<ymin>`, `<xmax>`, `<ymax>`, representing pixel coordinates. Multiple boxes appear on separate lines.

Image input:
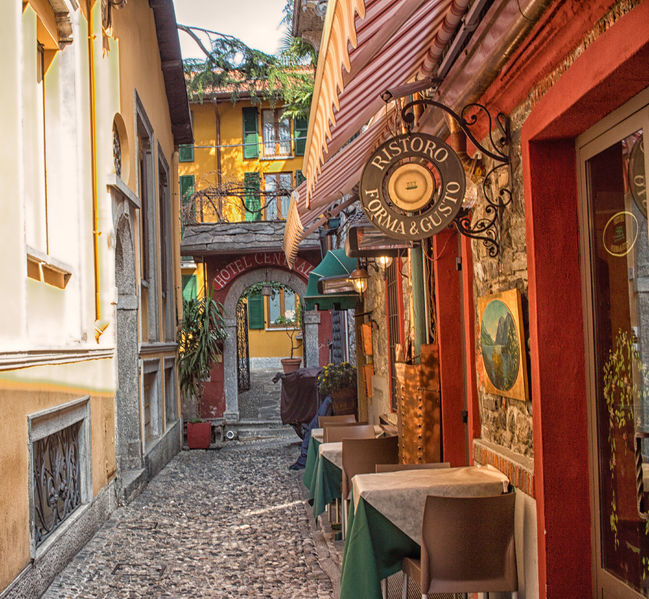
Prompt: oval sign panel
<box><xmin>360</xmin><ymin>133</ymin><xmax>466</xmax><ymax>240</ymax></box>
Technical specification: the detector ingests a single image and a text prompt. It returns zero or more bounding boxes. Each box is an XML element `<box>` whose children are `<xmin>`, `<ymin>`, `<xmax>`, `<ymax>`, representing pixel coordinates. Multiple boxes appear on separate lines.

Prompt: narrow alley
<box><xmin>42</xmin><ymin>430</ymin><xmax>336</xmax><ymax>599</ymax></box>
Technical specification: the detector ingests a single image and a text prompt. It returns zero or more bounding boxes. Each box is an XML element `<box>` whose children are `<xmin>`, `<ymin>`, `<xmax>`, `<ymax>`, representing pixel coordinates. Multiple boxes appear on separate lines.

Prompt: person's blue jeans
<box><xmin>294</xmin><ymin>395</ymin><xmax>332</xmax><ymax>468</ymax></box>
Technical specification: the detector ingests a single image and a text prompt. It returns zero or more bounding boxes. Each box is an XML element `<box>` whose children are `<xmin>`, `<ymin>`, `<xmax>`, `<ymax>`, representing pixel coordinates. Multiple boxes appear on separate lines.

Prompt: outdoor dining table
<box><xmin>311</xmin><ymin>441</ymin><xmax>343</xmax><ymax>518</ymax></box>
<box><xmin>303</xmin><ymin>425</ymin><xmax>384</xmax><ymax>502</ymax></box>
<box><xmin>339</xmin><ymin>465</ymin><xmax>510</xmax><ymax>599</ymax></box>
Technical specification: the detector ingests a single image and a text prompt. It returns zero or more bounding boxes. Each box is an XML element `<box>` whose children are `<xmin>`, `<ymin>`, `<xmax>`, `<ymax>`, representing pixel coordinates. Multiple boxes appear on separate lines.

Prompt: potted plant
<box><xmin>276</xmin><ymin>299</ymin><xmax>303</xmax><ymax>373</ymax></box>
<box><xmin>317</xmin><ymin>361</ymin><xmax>357</xmax><ymax>415</ymax></box>
<box><xmin>177</xmin><ymin>286</ymin><xmax>227</xmax><ymax>449</ymax></box>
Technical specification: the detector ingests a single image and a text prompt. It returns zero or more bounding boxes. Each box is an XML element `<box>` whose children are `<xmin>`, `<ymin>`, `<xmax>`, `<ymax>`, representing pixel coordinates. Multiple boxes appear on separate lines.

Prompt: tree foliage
<box><xmin>178</xmin><ymin>18</ymin><xmax>315</xmax><ymax>120</ymax></box>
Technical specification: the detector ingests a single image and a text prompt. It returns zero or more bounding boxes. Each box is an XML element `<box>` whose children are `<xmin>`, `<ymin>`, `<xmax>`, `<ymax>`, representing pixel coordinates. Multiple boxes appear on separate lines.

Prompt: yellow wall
<box><xmin>180</xmin><ymin>98</ymin><xmax>305</xmax><ymax>222</ymax></box>
<box><xmin>0</xmin><ymin>360</ymin><xmax>114</xmax><ymax>591</ymax></box>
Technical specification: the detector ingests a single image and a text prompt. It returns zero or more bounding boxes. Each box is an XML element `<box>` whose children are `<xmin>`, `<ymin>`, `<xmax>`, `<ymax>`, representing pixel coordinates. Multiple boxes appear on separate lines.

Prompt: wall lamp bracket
<box><xmin>400</xmin><ymin>99</ymin><xmax>512</xmax><ymax>258</ymax></box>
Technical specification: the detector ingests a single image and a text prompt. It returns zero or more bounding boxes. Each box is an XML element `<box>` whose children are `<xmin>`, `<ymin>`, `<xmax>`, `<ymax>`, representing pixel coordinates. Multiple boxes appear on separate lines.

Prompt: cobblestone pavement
<box><xmin>238</xmin><ymin>369</ymin><xmax>282</xmax><ymax>422</ymax></box>
<box><xmin>43</xmin><ymin>429</ymin><xmax>336</xmax><ymax>599</ymax></box>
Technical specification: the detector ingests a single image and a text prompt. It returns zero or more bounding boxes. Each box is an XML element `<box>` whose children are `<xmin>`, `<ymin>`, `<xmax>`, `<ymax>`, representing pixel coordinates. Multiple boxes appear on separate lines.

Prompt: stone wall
<box><xmin>471</xmin><ymin>100</ymin><xmax>534</xmax><ymax>458</ymax></box>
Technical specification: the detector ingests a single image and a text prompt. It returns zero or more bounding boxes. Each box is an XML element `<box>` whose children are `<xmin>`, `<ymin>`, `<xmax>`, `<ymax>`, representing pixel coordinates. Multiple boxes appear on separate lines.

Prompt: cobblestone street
<box><xmin>43</xmin><ymin>429</ymin><xmax>336</xmax><ymax>599</ymax></box>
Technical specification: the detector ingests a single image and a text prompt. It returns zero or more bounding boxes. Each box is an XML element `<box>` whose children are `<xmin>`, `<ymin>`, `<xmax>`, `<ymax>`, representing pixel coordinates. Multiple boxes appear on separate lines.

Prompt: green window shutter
<box><xmin>244</xmin><ymin>172</ymin><xmax>261</xmax><ymax>221</ymax></box>
<box><xmin>248</xmin><ymin>293</ymin><xmax>265</xmax><ymax>329</ymax></box>
<box><xmin>180</xmin><ymin>175</ymin><xmax>195</xmax><ymax>205</ymax></box>
<box><xmin>295</xmin><ymin>170</ymin><xmax>306</xmax><ymax>187</ymax></box>
<box><xmin>294</xmin><ymin>117</ymin><xmax>307</xmax><ymax>156</ymax></box>
<box><xmin>242</xmin><ymin>107</ymin><xmax>259</xmax><ymax>159</ymax></box>
<box><xmin>181</xmin><ymin>275</ymin><xmax>197</xmax><ymax>300</ymax></box>
<box><xmin>179</xmin><ymin>144</ymin><xmax>194</xmax><ymax>162</ymax></box>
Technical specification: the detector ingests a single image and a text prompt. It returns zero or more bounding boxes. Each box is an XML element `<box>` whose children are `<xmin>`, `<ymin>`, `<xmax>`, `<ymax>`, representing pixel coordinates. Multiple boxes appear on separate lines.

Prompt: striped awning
<box><xmin>285</xmin><ymin>0</ymin><xmax>469</xmax><ymax>266</ymax></box>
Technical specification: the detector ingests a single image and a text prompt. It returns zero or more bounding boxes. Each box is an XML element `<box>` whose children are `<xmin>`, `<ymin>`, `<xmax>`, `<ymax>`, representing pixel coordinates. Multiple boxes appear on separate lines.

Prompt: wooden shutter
<box><xmin>248</xmin><ymin>293</ymin><xmax>265</xmax><ymax>329</ymax></box>
<box><xmin>179</xmin><ymin>144</ymin><xmax>194</xmax><ymax>162</ymax></box>
<box><xmin>242</xmin><ymin>107</ymin><xmax>259</xmax><ymax>159</ymax></box>
<box><xmin>244</xmin><ymin>172</ymin><xmax>261</xmax><ymax>221</ymax></box>
<box><xmin>180</xmin><ymin>175</ymin><xmax>195</xmax><ymax>205</ymax></box>
<box><xmin>294</xmin><ymin>118</ymin><xmax>307</xmax><ymax>155</ymax></box>
<box><xmin>181</xmin><ymin>274</ymin><xmax>197</xmax><ymax>300</ymax></box>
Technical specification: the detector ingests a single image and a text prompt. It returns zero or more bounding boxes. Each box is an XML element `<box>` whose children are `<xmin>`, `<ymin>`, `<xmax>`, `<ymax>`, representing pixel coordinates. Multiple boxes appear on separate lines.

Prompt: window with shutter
<box><xmin>247</xmin><ymin>293</ymin><xmax>265</xmax><ymax>329</ymax></box>
<box><xmin>295</xmin><ymin>170</ymin><xmax>306</xmax><ymax>186</ymax></box>
<box><xmin>182</xmin><ymin>274</ymin><xmax>197</xmax><ymax>300</ymax></box>
<box><xmin>179</xmin><ymin>144</ymin><xmax>194</xmax><ymax>162</ymax></box>
<box><xmin>242</xmin><ymin>107</ymin><xmax>259</xmax><ymax>159</ymax></box>
<box><xmin>294</xmin><ymin>118</ymin><xmax>307</xmax><ymax>156</ymax></box>
<box><xmin>244</xmin><ymin>172</ymin><xmax>261</xmax><ymax>221</ymax></box>
<box><xmin>179</xmin><ymin>175</ymin><xmax>195</xmax><ymax>205</ymax></box>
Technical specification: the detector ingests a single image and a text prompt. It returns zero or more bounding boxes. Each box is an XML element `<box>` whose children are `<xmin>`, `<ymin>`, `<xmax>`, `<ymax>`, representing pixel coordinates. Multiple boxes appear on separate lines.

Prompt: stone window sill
<box><xmin>26</xmin><ymin>246</ymin><xmax>72</xmax><ymax>289</ymax></box>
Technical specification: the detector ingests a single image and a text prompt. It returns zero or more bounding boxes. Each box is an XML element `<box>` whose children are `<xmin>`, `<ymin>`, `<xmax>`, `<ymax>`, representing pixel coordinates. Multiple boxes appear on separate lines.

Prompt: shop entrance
<box><xmin>578</xmin><ymin>92</ymin><xmax>649</xmax><ymax>598</ymax></box>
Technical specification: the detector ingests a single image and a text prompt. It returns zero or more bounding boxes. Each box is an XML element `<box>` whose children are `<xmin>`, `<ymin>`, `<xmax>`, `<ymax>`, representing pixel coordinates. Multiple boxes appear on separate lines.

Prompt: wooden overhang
<box><xmin>149</xmin><ymin>0</ymin><xmax>193</xmax><ymax>145</ymax></box>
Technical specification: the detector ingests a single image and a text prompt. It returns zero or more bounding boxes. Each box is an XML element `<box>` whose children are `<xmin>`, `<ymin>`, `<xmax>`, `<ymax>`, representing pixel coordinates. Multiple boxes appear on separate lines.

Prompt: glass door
<box><xmin>579</xmin><ymin>97</ymin><xmax>649</xmax><ymax>597</ymax></box>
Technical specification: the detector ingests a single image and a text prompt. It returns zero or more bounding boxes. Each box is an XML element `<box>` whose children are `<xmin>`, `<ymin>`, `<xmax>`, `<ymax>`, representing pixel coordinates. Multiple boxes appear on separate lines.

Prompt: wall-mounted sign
<box><xmin>360</xmin><ymin>133</ymin><xmax>466</xmax><ymax>240</ymax></box>
<box><xmin>212</xmin><ymin>252</ymin><xmax>314</xmax><ymax>290</ymax></box>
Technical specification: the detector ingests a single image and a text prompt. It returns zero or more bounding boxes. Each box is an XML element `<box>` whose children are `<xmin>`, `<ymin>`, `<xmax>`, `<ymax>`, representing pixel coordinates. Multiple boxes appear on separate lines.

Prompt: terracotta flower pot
<box><xmin>281</xmin><ymin>357</ymin><xmax>302</xmax><ymax>373</ymax></box>
<box><xmin>187</xmin><ymin>421</ymin><xmax>211</xmax><ymax>449</ymax></box>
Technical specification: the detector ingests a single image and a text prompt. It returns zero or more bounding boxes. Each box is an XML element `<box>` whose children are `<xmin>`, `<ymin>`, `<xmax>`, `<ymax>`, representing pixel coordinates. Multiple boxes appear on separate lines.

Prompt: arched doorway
<box><xmin>221</xmin><ymin>268</ymin><xmax>319</xmax><ymax>421</ymax></box>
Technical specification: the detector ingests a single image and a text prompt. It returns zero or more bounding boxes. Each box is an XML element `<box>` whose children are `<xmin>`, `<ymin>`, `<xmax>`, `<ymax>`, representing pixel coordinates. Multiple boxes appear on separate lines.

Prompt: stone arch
<box><xmin>221</xmin><ymin>267</ymin><xmax>320</xmax><ymax>421</ymax></box>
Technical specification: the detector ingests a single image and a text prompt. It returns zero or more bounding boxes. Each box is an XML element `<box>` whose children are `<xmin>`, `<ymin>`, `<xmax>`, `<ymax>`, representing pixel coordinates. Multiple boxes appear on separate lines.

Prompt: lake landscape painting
<box><xmin>478</xmin><ymin>289</ymin><xmax>528</xmax><ymax>402</ymax></box>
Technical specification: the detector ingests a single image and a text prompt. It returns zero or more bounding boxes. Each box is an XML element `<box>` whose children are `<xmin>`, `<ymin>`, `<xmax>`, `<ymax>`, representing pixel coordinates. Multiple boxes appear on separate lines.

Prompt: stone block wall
<box><xmin>471</xmin><ymin>100</ymin><xmax>534</xmax><ymax>458</ymax></box>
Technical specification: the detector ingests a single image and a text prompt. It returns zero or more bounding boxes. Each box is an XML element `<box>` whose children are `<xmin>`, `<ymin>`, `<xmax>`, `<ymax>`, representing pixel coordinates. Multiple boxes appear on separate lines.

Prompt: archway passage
<box><xmin>200</xmin><ymin>265</ymin><xmax>326</xmax><ymax>422</ymax></box>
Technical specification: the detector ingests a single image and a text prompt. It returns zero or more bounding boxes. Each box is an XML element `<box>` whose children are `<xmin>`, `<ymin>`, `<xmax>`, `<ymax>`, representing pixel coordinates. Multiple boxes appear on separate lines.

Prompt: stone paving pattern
<box><xmin>43</xmin><ymin>429</ymin><xmax>335</xmax><ymax>599</ymax></box>
<box><xmin>237</xmin><ymin>369</ymin><xmax>282</xmax><ymax>422</ymax></box>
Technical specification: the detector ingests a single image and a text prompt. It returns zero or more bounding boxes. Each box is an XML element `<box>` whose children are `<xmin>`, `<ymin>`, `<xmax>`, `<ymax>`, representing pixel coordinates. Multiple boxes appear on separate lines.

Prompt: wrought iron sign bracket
<box><xmin>401</xmin><ymin>99</ymin><xmax>512</xmax><ymax>257</ymax></box>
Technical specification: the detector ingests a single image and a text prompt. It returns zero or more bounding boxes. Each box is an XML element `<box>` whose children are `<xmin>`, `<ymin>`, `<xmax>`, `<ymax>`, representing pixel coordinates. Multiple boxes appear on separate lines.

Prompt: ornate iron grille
<box><xmin>113</xmin><ymin>122</ymin><xmax>122</xmax><ymax>178</ymax></box>
<box><xmin>237</xmin><ymin>300</ymin><xmax>250</xmax><ymax>391</ymax></box>
<box><xmin>33</xmin><ymin>421</ymin><xmax>82</xmax><ymax>547</ymax></box>
<box><xmin>386</xmin><ymin>261</ymin><xmax>401</xmax><ymax>411</ymax></box>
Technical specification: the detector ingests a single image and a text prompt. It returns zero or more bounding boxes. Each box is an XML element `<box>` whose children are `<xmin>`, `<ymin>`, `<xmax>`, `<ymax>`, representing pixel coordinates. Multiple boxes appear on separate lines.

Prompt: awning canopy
<box><xmin>284</xmin><ymin>0</ymin><xmax>470</xmax><ymax>266</ymax></box>
<box><xmin>304</xmin><ymin>249</ymin><xmax>359</xmax><ymax>311</ymax></box>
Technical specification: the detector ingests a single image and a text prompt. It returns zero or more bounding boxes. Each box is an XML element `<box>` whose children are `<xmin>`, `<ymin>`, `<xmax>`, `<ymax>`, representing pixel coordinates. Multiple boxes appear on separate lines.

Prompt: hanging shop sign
<box><xmin>360</xmin><ymin>133</ymin><xmax>466</xmax><ymax>241</ymax></box>
<box><xmin>345</xmin><ymin>223</ymin><xmax>413</xmax><ymax>257</ymax></box>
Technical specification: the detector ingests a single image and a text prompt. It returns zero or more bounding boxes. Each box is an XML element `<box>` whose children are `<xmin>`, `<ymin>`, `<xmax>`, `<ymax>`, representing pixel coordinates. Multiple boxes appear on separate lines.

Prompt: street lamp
<box><xmin>348</xmin><ymin>267</ymin><xmax>369</xmax><ymax>294</ymax></box>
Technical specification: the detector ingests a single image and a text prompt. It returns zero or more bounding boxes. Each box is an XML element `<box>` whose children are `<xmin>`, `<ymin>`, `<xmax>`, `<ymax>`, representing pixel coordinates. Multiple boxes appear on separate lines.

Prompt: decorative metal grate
<box><xmin>237</xmin><ymin>300</ymin><xmax>250</xmax><ymax>391</ymax></box>
<box><xmin>32</xmin><ymin>422</ymin><xmax>82</xmax><ymax>547</ymax></box>
<box><xmin>386</xmin><ymin>261</ymin><xmax>401</xmax><ymax>411</ymax></box>
<box><xmin>113</xmin><ymin>122</ymin><xmax>122</xmax><ymax>178</ymax></box>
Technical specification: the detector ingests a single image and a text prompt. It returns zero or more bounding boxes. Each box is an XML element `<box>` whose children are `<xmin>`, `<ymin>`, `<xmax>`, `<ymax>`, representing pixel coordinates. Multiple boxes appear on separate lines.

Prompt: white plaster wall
<box><xmin>0</xmin><ymin>1</ymin><xmax>25</xmax><ymax>345</ymax></box>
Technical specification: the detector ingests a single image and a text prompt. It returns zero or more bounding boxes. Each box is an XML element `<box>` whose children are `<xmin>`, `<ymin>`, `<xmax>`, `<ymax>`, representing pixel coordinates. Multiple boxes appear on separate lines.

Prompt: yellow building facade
<box><xmin>179</xmin><ymin>94</ymin><xmax>307</xmax><ymax>365</ymax></box>
<box><xmin>0</xmin><ymin>1</ymin><xmax>191</xmax><ymax>595</ymax></box>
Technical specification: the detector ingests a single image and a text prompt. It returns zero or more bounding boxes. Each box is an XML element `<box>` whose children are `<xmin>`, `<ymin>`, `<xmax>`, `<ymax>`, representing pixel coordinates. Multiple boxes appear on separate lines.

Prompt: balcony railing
<box><xmin>181</xmin><ymin>182</ymin><xmax>293</xmax><ymax>226</ymax></box>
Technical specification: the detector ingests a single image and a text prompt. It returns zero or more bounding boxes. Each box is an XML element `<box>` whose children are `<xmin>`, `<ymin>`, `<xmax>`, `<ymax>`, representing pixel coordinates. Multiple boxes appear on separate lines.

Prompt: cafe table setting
<box><xmin>339</xmin><ymin>464</ymin><xmax>510</xmax><ymax>599</ymax></box>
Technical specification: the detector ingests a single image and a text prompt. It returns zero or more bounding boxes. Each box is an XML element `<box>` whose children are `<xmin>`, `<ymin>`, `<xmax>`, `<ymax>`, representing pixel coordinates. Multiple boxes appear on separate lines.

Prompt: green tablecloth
<box><xmin>303</xmin><ymin>436</ymin><xmax>320</xmax><ymax>498</ymax></box>
<box><xmin>339</xmin><ymin>495</ymin><xmax>419</xmax><ymax>599</ymax></box>
<box><xmin>311</xmin><ymin>452</ymin><xmax>342</xmax><ymax>518</ymax></box>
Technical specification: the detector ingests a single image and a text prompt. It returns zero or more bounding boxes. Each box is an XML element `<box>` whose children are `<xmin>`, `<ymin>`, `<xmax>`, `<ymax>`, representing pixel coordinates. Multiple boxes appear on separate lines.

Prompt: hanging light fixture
<box><xmin>261</xmin><ymin>269</ymin><xmax>273</xmax><ymax>297</ymax></box>
<box><xmin>348</xmin><ymin>267</ymin><xmax>369</xmax><ymax>294</ymax></box>
<box><xmin>375</xmin><ymin>255</ymin><xmax>393</xmax><ymax>269</ymax></box>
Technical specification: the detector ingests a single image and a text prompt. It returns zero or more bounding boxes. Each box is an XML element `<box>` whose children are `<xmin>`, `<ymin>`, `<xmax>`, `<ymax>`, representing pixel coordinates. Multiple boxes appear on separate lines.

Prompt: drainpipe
<box><xmin>87</xmin><ymin>0</ymin><xmax>103</xmax><ymax>338</ymax></box>
<box><xmin>212</xmin><ymin>97</ymin><xmax>222</xmax><ymax>188</ymax></box>
<box><xmin>409</xmin><ymin>247</ymin><xmax>426</xmax><ymax>363</ymax></box>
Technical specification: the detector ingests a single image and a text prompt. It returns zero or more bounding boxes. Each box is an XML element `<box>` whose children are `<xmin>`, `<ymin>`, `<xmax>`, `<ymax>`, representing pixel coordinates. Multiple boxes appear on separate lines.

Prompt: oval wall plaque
<box><xmin>360</xmin><ymin>133</ymin><xmax>466</xmax><ymax>240</ymax></box>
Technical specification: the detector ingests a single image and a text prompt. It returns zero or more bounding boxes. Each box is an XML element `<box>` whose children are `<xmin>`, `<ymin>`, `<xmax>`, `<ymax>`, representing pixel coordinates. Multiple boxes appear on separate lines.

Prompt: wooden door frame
<box><xmin>577</xmin><ymin>91</ymin><xmax>649</xmax><ymax>599</ymax></box>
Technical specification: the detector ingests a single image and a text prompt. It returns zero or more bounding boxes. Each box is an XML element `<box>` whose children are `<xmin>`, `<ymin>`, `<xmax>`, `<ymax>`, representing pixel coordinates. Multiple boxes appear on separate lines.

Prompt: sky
<box><xmin>174</xmin><ymin>0</ymin><xmax>289</xmax><ymax>59</ymax></box>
